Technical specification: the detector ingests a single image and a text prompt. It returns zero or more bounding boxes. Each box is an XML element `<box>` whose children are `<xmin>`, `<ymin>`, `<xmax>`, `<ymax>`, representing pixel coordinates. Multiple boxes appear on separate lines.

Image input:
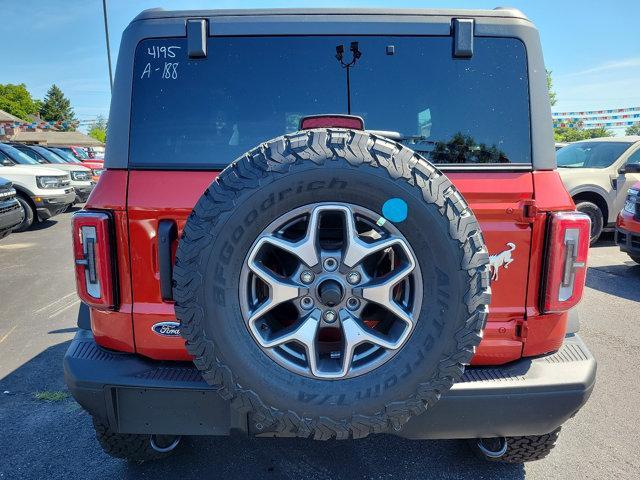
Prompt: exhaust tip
<box><xmin>477</xmin><ymin>437</ymin><xmax>508</xmax><ymax>458</ymax></box>
<box><xmin>150</xmin><ymin>435</ymin><xmax>181</xmax><ymax>453</ymax></box>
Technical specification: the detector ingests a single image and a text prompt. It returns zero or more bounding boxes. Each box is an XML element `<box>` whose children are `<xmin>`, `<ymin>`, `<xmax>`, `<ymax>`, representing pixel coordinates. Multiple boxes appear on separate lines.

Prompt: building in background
<box><xmin>553</xmin><ymin>106</ymin><xmax>640</xmax><ymax>135</ymax></box>
<box><xmin>0</xmin><ymin>108</ymin><xmax>102</xmax><ymax>147</ymax></box>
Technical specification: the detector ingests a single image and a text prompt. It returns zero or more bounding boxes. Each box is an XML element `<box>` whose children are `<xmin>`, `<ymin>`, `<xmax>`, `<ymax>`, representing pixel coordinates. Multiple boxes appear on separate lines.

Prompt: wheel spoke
<box><xmin>341</xmin><ymin>209</ymin><xmax>412</xmax><ymax>268</ymax></box>
<box><xmin>360</xmin><ymin>263</ymin><xmax>415</xmax><ymax>328</ymax></box>
<box><xmin>251</xmin><ymin>311</ymin><xmax>321</xmax><ymax>375</ymax></box>
<box><xmin>247</xmin><ymin>261</ymin><xmax>302</xmax><ymax>324</ymax></box>
<box><xmin>338</xmin><ymin>311</ymin><xmax>402</xmax><ymax>377</ymax></box>
<box><xmin>251</xmin><ymin>207</ymin><xmax>322</xmax><ymax>268</ymax></box>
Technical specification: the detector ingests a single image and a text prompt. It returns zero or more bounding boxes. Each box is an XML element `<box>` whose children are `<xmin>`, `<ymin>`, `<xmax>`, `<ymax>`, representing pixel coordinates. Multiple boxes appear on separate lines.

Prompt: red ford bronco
<box><xmin>64</xmin><ymin>7</ymin><xmax>596</xmax><ymax>464</ymax></box>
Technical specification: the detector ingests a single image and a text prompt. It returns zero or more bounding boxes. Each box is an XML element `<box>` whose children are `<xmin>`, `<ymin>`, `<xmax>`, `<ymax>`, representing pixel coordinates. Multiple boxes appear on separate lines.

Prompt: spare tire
<box><xmin>173</xmin><ymin>128</ymin><xmax>490</xmax><ymax>439</ymax></box>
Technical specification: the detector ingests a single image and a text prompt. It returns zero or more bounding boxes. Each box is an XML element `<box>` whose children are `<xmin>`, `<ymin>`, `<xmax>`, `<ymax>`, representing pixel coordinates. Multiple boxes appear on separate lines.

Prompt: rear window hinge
<box><xmin>452</xmin><ymin>18</ymin><xmax>474</xmax><ymax>58</ymax></box>
<box><xmin>515</xmin><ymin>199</ymin><xmax>538</xmax><ymax>224</ymax></box>
<box><xmin>187</xmin><ymin>19</ymin><xmax>208</xmax><ymax>58</ymax></box>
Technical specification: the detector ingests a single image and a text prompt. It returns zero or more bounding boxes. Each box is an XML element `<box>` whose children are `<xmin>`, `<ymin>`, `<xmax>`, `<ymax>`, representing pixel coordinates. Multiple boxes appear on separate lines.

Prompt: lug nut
<box><xmin>346</xmin><ymin>271</ymin><xmax>361</xmax><ymax>285</ymax></box>
<box><xmin>300</xmin><ymin>296</ymin><xmax>314</xmax><ymax>310</ymax></box>
<box><xmin>346</xmin><ymin>297</ymin><xmax>360</xmax><ymax>311</ymax></box>
<box><xmin>323</xmin><ymin>257</ymin><xmax>338</xmax><ymax>272</ymax></box>
<box><xmin>323</xmin><ymin>310</ymin><xmax>337</xmax><ymax>323</ymax></box>
<box><xmin>300</xmin><ymin>271</ymin><xmax>315</xmax><ymax>284</ymax></box>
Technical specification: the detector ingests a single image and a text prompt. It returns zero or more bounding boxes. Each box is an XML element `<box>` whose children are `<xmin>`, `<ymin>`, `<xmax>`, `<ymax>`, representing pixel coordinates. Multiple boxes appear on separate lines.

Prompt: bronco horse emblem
<box><xmin>489</xmin><ymin>242</ymin><xmax>516</xmax><ymax>281</ymax></box>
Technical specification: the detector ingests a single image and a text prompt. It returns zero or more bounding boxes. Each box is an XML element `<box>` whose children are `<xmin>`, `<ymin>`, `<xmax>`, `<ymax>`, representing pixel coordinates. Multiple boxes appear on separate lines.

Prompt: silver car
<box><xmin>557</xmin><ymin>136</ymin><xmax>640</xmax><ymax>243</ymax></box>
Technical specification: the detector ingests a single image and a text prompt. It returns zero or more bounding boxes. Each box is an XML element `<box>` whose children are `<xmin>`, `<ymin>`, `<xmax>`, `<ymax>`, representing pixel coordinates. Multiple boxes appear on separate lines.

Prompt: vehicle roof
<box><xmin>132</xmin><ymin>7</ymin><xmax>530</xmax><ymax>23</ymax></box>
<box><xmin>572</xmin><ymin>136</ymin><xmax>640</xmax><ymax>144</ymax></box>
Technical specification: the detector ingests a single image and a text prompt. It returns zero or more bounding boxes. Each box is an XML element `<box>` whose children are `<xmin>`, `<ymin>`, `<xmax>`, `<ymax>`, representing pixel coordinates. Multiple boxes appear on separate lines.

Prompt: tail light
<box><xmin>72</xmin><ymin>211</ymin><xmax>117</xmax><ymax>310</ymax></box>
<box><xmin>541</xmin><ymin>211</ymin><xmax>591</xmax><ymax>313</ymax></box>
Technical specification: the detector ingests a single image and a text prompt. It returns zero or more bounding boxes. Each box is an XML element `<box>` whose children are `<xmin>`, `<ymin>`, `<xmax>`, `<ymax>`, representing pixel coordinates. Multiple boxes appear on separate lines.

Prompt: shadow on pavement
<box><xmin>0</xmin><ymin>341</ymin><xmax>524</xmax><ymax>480</ymax></box>
<box><xmin>586</xmin><ymin>264</ymin><xmax>640</xmax><ymax>302</ymax></box>
<box><xmin>48</xmin><ymin>327</ymin><xmax>79</xmax><ymax>334</ymax></box>
<box><xmin>122</xmin><ymin>435</ymin><xmax>525</xmax><ymax>480</ymax></box>
<box><xmin>16</xmin><ymin>219</ymin><xmax>59</xmax><ymax>232</ymax></box>
<box><xmin>589</xmin><ymin>231</ymin><xmax>615</xmax><ymax>248</ymax></box>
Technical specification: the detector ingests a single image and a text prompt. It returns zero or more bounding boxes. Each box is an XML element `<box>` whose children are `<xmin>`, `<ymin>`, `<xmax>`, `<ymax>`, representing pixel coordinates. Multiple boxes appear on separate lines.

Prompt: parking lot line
<box><xmin>34</xmin><ymin>292</ymin><xmax>77</xmax><ymax>315</ymax></box>
<box><xmin>0</xmin><ymin>324</ymin><xmax>18</xmax><ymax>344</ymax></box>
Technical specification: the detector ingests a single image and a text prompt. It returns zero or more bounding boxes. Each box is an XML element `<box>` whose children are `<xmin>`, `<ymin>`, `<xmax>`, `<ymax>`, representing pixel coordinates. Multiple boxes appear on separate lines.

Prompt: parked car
<box><xmin>53</xmin><ymin>145</ymin><xmax>91</xmax><ymax>161</ymax></box>
<box><xmin>64</xmin><ymin>7</ymin><xmax>595</xmax><ymax>465</ymax></box>
<box><xmin>615</xmin><ymin>181</ymin><xmax>640</xmax><ymax>264</ymax></box>
<box><xmin>87</xmin><ymin>146</ymin><xmax>105</xmax><ymax>159</ymax></box>
<box><xmin>10</xmin><ymin>144</ymin><xmax>95</xmax><ymax>203</ymax></box>
<box><xmin>0</xmin><ymin>143</ymin><xmax>75</xmax><ymax>231</ymax></box>
<box><xmin>48</xmin><ymin>147</ymin><xmax>104</xmax><ymax>183</ymax></box>
<box><xmin>557</xmin><ymin>136</ymin><xmax>640</xmax><ymax>243</ymax></box>
<box><xmin>0</xmin><ymin>177</ymin><xmax>23</xmax><ymax>240</ymax></box>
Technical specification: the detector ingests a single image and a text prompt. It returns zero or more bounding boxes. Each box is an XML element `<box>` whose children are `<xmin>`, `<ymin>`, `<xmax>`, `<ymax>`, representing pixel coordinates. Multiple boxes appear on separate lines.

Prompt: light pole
<box><xmin>102</xmin><ymin>0</ymin><xmax>113</xmax><ymax>92</ymax></box>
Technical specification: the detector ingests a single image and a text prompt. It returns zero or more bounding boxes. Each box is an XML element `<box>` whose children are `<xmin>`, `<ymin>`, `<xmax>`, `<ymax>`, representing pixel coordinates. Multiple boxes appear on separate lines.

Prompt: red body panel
<box><xmin>447</xmin><ymin>172</ymin><xmax>533</xmax><ymax>365</ymax></box>
<box><xmin>127</xmin><ymin>171</ymin><xmax>218</xmax><ymax>360</ymax></box>
<box><xmin>124</xmin><ymin>170</ymin><xmax>534</xmax><ymax>363</ymax></box>
<box><xmin>617</xmin><ymin>209</ymin><xmax>640</xmax><ymax>232</ymax></box>
<box><xmin>84</xmin><ymin>171</ymin><xmax>135</xmax><ymax>352</ymax></box>
<box><xmin>617</xmin><ymin>182</ymin><xmax>640</xmax><ymax>233</ymax></box>
<box><xmin>521</xmin><ymin>171</ymin><xmax>576</xmax><ymax>357</ymax></box>
<box><xmin>85</xmin><ymin>168</ymin><xmax>577</xmax><ymax>365</ymax></box>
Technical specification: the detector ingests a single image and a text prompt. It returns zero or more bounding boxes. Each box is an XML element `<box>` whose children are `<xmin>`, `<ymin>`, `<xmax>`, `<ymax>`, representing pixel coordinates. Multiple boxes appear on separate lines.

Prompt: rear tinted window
<box><xmin>130</xmin><ymin>36</ymin><xmax>530</xmax><ymax>168</ymax></box>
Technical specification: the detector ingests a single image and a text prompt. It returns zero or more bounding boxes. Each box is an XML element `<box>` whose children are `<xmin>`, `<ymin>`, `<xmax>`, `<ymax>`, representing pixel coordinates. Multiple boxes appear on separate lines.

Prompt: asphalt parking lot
<box><xmin>1</xmin><ymin>210</ymin><xmax>639</xmax><ymax>480</ymax></box>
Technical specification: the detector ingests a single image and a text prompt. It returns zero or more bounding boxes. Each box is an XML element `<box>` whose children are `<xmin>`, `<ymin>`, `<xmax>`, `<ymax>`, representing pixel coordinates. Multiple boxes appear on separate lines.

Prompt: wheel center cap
<box><xmin>317</xmin><ymin>279</ymin><xmax>344</xmax><ymax>307</ymax></box>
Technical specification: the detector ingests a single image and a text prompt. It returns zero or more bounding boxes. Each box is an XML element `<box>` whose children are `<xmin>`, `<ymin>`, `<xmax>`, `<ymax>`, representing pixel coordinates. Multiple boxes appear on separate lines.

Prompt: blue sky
<box><xmin>2</xmin><ymin>0</ymin><xmax>639</xmax><ymax>130</ymax></box>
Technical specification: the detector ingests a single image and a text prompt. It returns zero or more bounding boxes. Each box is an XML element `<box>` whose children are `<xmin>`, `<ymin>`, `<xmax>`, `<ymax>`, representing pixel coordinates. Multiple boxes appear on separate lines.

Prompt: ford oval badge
<box><xmin>151</xmin><ymin>321</ymin><xmax>181</xmax><ymax>337</ymax></box>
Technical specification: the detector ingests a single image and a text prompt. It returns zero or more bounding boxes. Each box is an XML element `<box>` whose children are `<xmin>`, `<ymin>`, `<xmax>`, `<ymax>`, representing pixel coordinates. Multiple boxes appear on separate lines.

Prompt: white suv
<box><xmin>557</xmin><ymin>136</ymin><xmax>640</xmax><ymax>243</ymax></box>
<box><xmin>9</xmin><ymin>144</ymin><xmax>95</xmax><ymax>203</ymax></box>
<box><xmin>0</xmin><ymin>143</ymin><xmax>76</xmax><ymax>231</ymax></box>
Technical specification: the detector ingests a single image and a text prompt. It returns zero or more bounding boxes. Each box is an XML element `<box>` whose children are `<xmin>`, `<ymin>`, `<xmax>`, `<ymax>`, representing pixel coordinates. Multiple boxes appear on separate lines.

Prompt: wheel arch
<box><xmin>12</xmin><ymin>185</ymin><xmax>37</xmax><ymax>211</ymax></box>
<box><xmin>572</xmin><ymin>190</ymin><xmax>610</xmax><ymax>225</ymax></box>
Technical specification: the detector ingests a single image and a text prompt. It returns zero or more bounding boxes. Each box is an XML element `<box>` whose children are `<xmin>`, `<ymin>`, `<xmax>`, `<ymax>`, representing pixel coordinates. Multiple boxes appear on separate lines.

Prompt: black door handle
<box><xmin>158</xmin><ymin>219</ymin><xmax>177</xmax><ymax>301</ymax></box>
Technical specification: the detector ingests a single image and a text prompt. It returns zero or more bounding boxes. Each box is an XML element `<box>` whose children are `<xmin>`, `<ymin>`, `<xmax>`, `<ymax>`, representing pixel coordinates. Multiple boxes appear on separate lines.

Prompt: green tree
<box><xmin>39</xmin><ymin>84</ymin><xmax>76</xmax><ymax>130</ymax></box>
<box><xmin>0</xmin><ymin>83</ymin><xmax>40</xmax><ymax>120</ymax></box>
<box><xmin>546</xmin><ymin>69</ymin><xmax>557</xmax><ymax>107</ymax></box>
<box><xmin>626</xmin><ymin>124</ymin><xmax>640</xmax><ymax>136</ymax></box>
<box><xmin>87</xmin><ymin>115</ymin><xmax>107</xmax><ymax>143</ymax></box>
<box><xmin>554</xmin><ymin>126</ymin><xmax>612</xmax><ymax>143</ymax></box>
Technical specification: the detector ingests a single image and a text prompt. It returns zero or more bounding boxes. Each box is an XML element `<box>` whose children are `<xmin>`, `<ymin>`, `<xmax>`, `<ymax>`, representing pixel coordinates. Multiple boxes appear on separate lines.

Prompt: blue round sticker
<box><xmin>382</xmin><ymin>198</ymin><xmax>408</xmax><ymax>223</ymax></box>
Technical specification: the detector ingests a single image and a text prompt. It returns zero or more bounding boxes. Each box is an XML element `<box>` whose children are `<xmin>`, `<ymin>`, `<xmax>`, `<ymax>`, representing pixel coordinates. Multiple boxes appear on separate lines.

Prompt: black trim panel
<box><xmin>64</xmin><ymin>328</ymin><xmax>596</xmax><ymax>439</ymax></box>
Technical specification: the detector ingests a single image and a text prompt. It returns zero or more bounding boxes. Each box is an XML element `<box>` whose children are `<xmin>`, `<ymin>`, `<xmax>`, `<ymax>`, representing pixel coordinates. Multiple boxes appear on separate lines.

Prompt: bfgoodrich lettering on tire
<box><xmin>173</xmin><ymin>128</ymin><xmax>491</xmax><ymax>439</ymax></box>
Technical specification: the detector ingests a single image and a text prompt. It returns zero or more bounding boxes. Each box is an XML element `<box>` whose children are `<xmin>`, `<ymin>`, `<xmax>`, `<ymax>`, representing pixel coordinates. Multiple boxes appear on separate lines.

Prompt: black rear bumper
<box><xmin>64</xmin><ymin>328</ymin><xmax>596</xmax><ymax>440</ymax></box>
<box><xmin>615</xmin><ymin>226</ymin><xmax>640</xmax><ymax>256</ymax></box>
